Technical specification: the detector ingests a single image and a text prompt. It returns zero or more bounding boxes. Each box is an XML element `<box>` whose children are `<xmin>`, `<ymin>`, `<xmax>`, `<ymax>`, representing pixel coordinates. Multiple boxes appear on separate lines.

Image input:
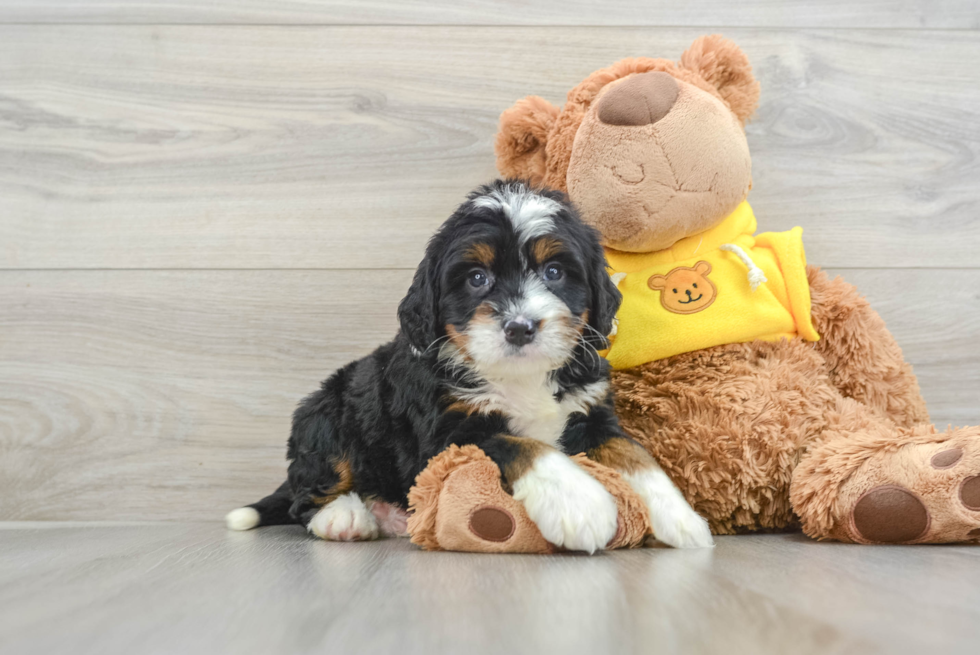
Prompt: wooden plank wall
<box><xmin>1</xmin><ymin>2</ymin><xmax>978</xmax><ymax>521</ymax></box>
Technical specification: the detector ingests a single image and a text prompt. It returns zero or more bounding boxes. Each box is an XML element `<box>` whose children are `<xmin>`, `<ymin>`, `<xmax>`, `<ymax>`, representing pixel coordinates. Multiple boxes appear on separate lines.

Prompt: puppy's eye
<box><xmin>542</xmin><ymin>262</ymin><xmax>564</xmax><ymax>282</ymax></box>
<box><xmin>467</xmin><ymin>268</ymin><xmax>490</xmax><ymax>289</ymax></box>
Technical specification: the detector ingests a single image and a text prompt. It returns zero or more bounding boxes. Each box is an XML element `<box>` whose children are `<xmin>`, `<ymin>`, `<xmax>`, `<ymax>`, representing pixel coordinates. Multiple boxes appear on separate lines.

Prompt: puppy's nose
<box><xmin>504</xmin><ymin>319</ymin><xmax>536</xmax><ymax>347</ymax></box>
<box><xmin>596</xmin><ymin>71</ymin><xmax>679</xmax><ymax>126</ymax></box>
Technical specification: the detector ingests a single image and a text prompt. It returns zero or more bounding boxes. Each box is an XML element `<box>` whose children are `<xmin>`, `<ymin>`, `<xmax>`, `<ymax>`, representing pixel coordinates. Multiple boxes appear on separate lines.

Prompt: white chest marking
<box><xmin>456</xmin><ymin>378</ymin><xmax>608</xmax><ymax>447</ymax></box>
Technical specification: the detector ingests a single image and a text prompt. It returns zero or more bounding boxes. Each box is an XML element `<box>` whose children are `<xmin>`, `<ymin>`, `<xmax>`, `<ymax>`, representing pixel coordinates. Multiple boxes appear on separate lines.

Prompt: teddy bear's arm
<box><xmin>807</xmin><ymin>267</ymin><xmax>929</xmax><ymax>428</ymax></box>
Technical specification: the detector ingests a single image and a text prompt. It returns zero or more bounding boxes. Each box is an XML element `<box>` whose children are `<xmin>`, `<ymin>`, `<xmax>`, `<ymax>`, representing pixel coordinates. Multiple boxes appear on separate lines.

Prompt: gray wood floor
<box><xmin>2</xmin><ymin>523</ymin><xmax>979</xmax><ymax>655</ymax></box>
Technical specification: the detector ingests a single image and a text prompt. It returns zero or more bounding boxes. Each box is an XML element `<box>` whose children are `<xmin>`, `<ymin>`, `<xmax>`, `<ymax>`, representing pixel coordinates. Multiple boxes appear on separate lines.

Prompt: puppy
<box><xmin>226</xmin><ymin>180</ymin><xmax>713</xmax><ymax>551</ymax></box>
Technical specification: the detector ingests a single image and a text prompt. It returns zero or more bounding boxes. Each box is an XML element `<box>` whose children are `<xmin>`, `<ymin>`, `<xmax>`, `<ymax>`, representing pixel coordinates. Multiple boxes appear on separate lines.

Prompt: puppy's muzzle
<box><xmin>503</xmin><ymin>318</ymin><xmax>537</xmax><ymax>347</ymax></box>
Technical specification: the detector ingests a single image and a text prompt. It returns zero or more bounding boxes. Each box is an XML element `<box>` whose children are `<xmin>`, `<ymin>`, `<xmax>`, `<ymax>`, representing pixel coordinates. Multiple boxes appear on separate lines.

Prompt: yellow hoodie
<box><xmin>602</xmin><ymin>202</ymin><xmax>819</xmax><ymax>370</ymax></box>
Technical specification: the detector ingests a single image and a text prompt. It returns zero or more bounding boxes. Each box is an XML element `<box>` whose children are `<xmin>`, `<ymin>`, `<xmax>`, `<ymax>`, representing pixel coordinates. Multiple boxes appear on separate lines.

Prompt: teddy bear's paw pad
<box><xmin>961</xmin><ymin>476</ymin><xmax>980</xmax><ymax>510</ymax></box>
<box><xmin>931</xmin><ymin>448</ymin><xmax>963</xmax><ymax>469</ymax></box>
<box><xmin>308</xmin><ymin>493</ymin><xmax>380</xmax><ymax>542</ymax></box>
<box><xmin>512</xmin><ymin>451</ymin><xmax>619</xmax><ymax>554</ymax></box>
<box><xmin>468</xmin><ymin>506</ymin><xmax>516</xmax><ymax>542</ymax></box>
<box><xmin>852</xmin><ymin>485</ymin><xmax>930</xmax><ymax>543</ymax></box>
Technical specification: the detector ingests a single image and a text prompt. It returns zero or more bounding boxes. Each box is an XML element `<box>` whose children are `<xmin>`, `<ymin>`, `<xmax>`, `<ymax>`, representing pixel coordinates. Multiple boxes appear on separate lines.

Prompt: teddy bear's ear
<box><xmin>647</xmin><ymin>274</ymin><xmax>667</xmax><ymax>291</ymax></box>
<box><xmin>494</xmin><ymin>96</ymin><xmax>560</xmax><ymax>186</ymax></box>
<box><xmin>694</xmin><ymin>261</ymin><xmax>712</xmax><ymax>276</ymax></box>
<box><xmin>679</xmin><ymin>35</ymin><xmax>760</xmax><ymax>125</ymax></box>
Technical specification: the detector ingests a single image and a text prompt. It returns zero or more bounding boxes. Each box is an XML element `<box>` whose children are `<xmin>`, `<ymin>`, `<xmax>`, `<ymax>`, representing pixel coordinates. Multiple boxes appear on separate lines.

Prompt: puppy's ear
<box><xmin>679</xmin><ymin>34</ymin><xmax>760</xmax><ymax>125</ymax></box>
<box><xmin>495</xmin><ymin>96</ymin><xmax>559</xmax><ymax>186</ymax></box>
<box><xmin>398</xmin><ymin>237</ymin><xmax>443</xmax><ymax>354</ymax></box>
<box><xmin>584</xmin><ymin>230</ymin><xmax>622</xmax><ymax>348</ymax></box>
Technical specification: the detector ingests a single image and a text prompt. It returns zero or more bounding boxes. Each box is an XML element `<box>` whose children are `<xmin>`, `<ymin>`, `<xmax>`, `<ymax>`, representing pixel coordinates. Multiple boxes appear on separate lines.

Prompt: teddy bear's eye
<box><xmin>693</xmin><ymin>283</ymin><xmax>698</xmax><ymax>289</ymax></box>
<box><xmin>672</xmin><ymin>289</ymin><xmax>678</xmax><ymax>293</ymax></box>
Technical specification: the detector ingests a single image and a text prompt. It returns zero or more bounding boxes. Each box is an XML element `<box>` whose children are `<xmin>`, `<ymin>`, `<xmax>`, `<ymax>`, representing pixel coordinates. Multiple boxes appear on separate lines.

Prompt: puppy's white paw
<box><xmin>512</xmin><ymin>451</ymin><xmax>619</xmax><ymax>554</ymax></box>
<box><xmin>648</xmin><ymin>502</ymin><xmax>714</xmax><ymax>549</ymax></box>
<box><xmin>307</xmin><ymin>493</ymin><xmax>380</xmax><ymax>541</ymax></box>
<box><xmin>624</xmin><ymin>467</ymin><xmax>714</xmax><ymax>548</ymax></box>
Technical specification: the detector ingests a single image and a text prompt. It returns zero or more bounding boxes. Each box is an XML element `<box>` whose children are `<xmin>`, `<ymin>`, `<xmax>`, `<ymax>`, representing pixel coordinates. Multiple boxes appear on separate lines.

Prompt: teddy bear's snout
<box><xmin>597</xmin><ymin>71</ymin><xmax>679</xmax><ymax>127</ymax></box>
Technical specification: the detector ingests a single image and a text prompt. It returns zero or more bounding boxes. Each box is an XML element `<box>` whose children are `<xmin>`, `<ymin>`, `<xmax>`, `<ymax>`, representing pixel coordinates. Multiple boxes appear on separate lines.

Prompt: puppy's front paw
<box><xmin>512</xmin><ymin>451</ymin><xmax>619</xmax><ymax>554</ymax></box>
<box><xmin>625</xmin><ymin>468</ymin><xmax>714</xmax><ymax>549</ymax></box>
<box><xmin>308</xmin><ymin>493</ymin><xmax>380</xmax><ymax>541</ymax></box>
<box><xmin>649</xmin><ymin>502</ymin><xmax>714</xmax><ymax>549</ymax></box>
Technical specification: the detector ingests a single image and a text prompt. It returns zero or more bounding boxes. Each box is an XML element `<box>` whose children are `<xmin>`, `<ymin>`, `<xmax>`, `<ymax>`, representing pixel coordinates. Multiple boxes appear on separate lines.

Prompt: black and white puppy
<box><xmin>226</xmin><ymin>180</ymin><xmax>712</xmax><ymax>551</ymax></box>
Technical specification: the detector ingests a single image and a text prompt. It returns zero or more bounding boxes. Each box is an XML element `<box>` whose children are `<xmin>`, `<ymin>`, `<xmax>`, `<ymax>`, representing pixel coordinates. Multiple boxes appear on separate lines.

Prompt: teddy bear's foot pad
<box><xmin>468</xmin><ymin>506</ymin><xmax>516</xmax><ymax>542</ymax></box>
<box><xmin>851</xmin><ymin>486</ymin><xmax>930</xmax><ymax>543</ymax></box>
<box><xmin>841</xmin><ymin>434</ymin><xmax>980</xmax><ymax>544</ymax></box>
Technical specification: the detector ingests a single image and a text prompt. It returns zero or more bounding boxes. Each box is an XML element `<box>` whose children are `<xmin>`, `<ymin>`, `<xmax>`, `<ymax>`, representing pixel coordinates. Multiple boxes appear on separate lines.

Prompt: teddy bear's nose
<box><xmin>596</xmin><ymin>71</ymin><xmax>679</xmax><ymax>126</ymax></box>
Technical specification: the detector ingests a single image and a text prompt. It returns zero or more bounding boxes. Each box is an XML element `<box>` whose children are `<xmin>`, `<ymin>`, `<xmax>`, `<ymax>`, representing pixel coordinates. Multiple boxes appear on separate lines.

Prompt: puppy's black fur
<box><xmin>237</xmin><ymin>180</ymin><xmax>646</xmax><ymax>532</ymax></box>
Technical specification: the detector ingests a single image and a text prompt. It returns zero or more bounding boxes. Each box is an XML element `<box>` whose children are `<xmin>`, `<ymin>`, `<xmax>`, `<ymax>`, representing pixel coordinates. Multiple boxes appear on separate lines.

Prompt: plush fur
<box><xmin>497</xmin><ymin>36</ymin><xmax>758</xmax><ymax>253</ymax></box>
<box><xmin>227</xmin><ymin>180</ymin><xmax>711</xmax><ymax>552</ymax></box>
<box><xmin>493</xmin><ymin>36</ymin><xmax>980</xmax><ymax>544</ymax></box>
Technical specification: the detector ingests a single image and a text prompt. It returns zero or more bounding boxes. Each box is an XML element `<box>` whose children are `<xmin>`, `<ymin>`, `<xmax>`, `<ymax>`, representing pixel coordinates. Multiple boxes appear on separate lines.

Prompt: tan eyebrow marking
<box><xmin>532</xmin><ymin>237</ymin><xmax>563</xmax><ymax>263</ymax></box>
<box><xmin>464</xmin><ymin>243</ymin><xmax>495</xmax><ymax>267</ymax></box>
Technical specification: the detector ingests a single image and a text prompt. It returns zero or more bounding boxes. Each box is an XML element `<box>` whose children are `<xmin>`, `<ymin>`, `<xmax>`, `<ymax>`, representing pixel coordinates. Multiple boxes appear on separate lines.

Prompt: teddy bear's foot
<box><xmin>407</xmin><ymin>446</ymin><xmax>557</xmax><ymax>553</ymax></box>
<box><xmin>824</xmin><ymin>427</ymin><xmax>980</xmax><ymax>544</ymax></box>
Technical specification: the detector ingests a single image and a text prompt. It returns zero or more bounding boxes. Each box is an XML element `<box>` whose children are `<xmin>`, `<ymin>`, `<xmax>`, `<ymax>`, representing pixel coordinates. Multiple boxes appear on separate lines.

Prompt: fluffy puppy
<box><xmin>226</xmin><ymin>180</ymin><xmax>712</xmax><ymax>551</ymax></box>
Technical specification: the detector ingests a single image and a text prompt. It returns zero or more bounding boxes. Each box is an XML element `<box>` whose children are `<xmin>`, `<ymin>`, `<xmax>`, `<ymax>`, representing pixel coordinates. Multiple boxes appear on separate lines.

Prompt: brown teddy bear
<box><xmin>407</xmin><ymin>35</ymin><xmax>980</xmax><ymax>551</ymax></box>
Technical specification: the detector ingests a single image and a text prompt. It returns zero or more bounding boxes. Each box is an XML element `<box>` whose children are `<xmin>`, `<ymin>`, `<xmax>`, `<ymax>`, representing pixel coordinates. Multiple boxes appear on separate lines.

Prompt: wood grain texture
<box><xmin>1</xmin><ymin>267</ymin><xmax>976</xmax><ymax>521</ymax></box>
<box><xmin>1</xmin><ymin>526</ymin><xmax>979</xmax><ymax>655</ymax></box>
<box><xmin>1</xmin><ymin>0</ymin><xmax>978</xmax><ymax>28</ymax></box>
<box><xmin>1</xmin><ymin>27</ymin><xmax>978</xmax><ymax>269</ymax></box>
<box><xmin>0</xmin><ymin>270</ymin><xmax>402</xmax><ymax>521</ymax></box>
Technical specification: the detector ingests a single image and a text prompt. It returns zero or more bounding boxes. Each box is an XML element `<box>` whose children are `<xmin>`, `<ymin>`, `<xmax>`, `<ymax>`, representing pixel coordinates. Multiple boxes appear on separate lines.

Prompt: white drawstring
<box><xmin>720</xmin><ymin>243</ymin><xmax>767</xmax><ymax>291</ymax></box>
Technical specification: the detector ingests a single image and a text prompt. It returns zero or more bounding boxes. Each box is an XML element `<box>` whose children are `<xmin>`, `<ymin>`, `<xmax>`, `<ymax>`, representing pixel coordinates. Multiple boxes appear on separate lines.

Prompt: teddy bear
<box><xmin>406</xmin><ymin>35</ymin><xmax>980</xmax><ymax>551</ymax></box>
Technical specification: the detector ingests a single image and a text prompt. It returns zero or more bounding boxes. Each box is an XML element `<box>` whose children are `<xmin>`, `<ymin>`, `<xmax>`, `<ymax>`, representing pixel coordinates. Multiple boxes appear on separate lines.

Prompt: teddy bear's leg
<box><xmin>407</xmin><ymin>445</ymin><xmax>555</xmax><ymax>553</ymax></box>
<box><xmin>807</xmin><ymin>267</ymin><xmax>929</xmax><ymax>428</ymax></box>
<box><xmin>790</xmin><ymin>396</ymin><xmax>980</xmax><ymax>543</ymax></box>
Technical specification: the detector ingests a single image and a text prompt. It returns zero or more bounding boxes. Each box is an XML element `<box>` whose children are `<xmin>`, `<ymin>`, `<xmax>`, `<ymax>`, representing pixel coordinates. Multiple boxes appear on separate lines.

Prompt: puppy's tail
<box><xmin>225</xmin><ymin>480</ymin><xmax>294</xmax><ymax>531</ymax></box>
